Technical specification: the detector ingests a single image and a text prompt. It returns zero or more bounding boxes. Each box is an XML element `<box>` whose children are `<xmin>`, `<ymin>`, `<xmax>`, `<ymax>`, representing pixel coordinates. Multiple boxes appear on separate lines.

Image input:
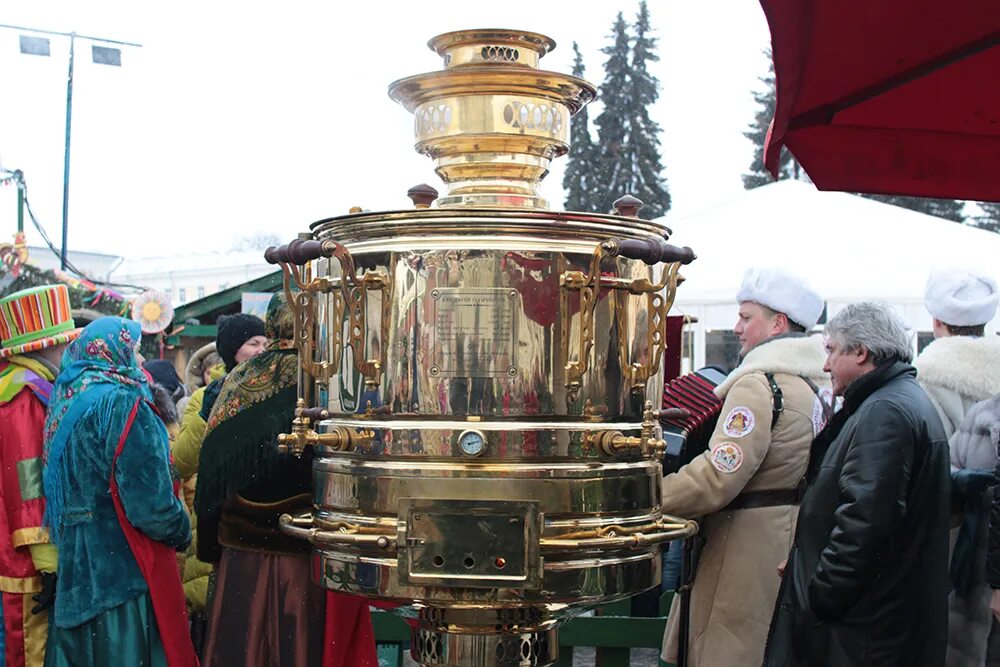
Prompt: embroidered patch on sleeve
<box><xmin>710</xmin><ymin>442</ymin><xmax>744</xmax><ymax>474</ymax></box>
<box><xmin>722</xmin><ymin>406</ymin><xmax>755</xmax><ymax>438</ymax></box>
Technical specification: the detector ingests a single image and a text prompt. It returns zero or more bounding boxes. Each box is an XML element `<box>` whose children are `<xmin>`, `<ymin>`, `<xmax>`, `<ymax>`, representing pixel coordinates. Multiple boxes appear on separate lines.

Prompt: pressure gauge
<box><xmin>458</xmin><ymin>429</ymin><xmax>487</xmax><ymax>457</ymax></box>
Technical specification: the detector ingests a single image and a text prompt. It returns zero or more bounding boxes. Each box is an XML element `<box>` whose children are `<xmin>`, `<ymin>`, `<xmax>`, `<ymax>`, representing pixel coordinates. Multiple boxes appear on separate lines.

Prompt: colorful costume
<box><xmin>41</xmin><ymin>317</ymin><xmax>196</xmax><ymax>666</ymax></box>
<box><xmin>196</xmin><ymin>294</ymin><xmax>376</xmax><ymax>667</ymax></box>
<box><xmin>0</xmin><ymin>284</ymin><xmax>82</xmax><ymax>667</ymax></box>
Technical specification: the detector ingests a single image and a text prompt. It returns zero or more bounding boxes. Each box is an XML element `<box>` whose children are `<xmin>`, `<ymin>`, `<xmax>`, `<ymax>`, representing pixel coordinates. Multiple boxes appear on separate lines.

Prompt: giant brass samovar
<box><xmin>265</xmin><ymin>29</ymin><xmax>697</xmax><ymax>667</ymax></box>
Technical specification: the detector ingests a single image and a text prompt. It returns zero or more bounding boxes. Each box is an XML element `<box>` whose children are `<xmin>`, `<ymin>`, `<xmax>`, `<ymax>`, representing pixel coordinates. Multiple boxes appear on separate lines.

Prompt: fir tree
<box><xmin>743</xmin><ymin>50</ymin><xmax>803</xmax><ymax>188</ymax></box>
<box><xmin>620</xmin><ymin>1</ymin><xmax>670</xmax><ymax>218</ymax></box>
<box><xmin>859</xmin><ymin>194</ymin><xmax>966</xmax><ymax>223</ymax></box>
<box><xmin>563</xmin><ymin>42</ymin><xmax>599</xmax><ymax>212</ymax></box>
<box><xmin>593</xmin><ymin>12</ymin><xmax>633</xmax><ymax>214</ymax></box>
<box><xmin>974</xmin><ymin>201</ymin><xmax>1000</xmax><ymax>233</ymax></box>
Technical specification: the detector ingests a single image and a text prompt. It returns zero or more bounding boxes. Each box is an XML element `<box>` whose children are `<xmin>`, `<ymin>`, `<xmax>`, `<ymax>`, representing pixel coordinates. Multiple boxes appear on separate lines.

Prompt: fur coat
<box><xmin>914</xmin><ymin>335</ymin><xmax>1000</xmax><ymax>440</ymax></box>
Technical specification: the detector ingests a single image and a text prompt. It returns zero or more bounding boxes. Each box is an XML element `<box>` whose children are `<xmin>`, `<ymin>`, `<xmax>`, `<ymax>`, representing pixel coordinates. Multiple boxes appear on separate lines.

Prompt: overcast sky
<box><xmin>0</xmin><ymin>1</ymin><xmax>772</xmax><ymax>259</ymax></box>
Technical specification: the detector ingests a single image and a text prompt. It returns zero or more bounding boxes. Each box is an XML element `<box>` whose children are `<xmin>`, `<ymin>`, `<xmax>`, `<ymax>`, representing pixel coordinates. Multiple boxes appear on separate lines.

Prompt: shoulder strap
<box><xmin>765</xmin><ymin>372</ymin><xmax>783</xmax><ymax>429</ymax></box>
<box><xmin>801</xmin><ymin>376</ymin><xmax>834</xmax><ymax>422</ymax></box>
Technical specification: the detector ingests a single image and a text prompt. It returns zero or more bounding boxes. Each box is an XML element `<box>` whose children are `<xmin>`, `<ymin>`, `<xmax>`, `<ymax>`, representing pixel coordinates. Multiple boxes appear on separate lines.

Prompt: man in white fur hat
<box><xmin>661</xmin><ymin>268</ymin><xmax>832</xmax><ymax>667</ymax></box>
<box><xmin>915</xmin><ymin>269</ymin><xmax>1000</xmax><ymax>440</ymax></box>
<box><xmin>914</xmin><ymin>269</ymin><xmax>1000</xmax><ymax>665</ymax></box>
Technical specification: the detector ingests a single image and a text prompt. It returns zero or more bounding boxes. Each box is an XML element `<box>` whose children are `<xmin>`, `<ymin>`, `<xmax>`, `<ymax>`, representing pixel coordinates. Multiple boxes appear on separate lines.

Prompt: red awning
<box><xmin>762</xmin><ymin>0</ymin><xmax>1000</xmax><ymax>201</ymax></box>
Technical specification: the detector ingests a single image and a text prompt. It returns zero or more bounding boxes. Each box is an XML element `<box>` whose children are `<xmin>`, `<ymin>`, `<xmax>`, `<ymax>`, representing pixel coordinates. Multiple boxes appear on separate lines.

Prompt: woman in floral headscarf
<box><xmin>42</xmin><ymin>317</ymin><xmax>196</xmax><ymax>666</ymax></box>
<box><xmin>196</xmin><ymin>293</ymin><xmax>377</xmax><ymax>667</ymax></box>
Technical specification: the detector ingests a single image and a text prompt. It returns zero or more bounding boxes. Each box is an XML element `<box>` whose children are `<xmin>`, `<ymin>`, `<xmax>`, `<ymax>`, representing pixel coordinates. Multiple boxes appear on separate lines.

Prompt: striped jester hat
<box><xmin>0</xmin><ymin>284</ymin><xmax>81</xmax><ymax>359</ymax></box>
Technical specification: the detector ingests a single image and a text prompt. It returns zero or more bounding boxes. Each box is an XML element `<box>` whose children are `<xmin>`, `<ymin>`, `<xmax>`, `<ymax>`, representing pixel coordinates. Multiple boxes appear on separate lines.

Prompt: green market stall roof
<box><xmin>166</xmin><ymin>270</ymin><xmax>282</xmax><ymax>346</ymax></box>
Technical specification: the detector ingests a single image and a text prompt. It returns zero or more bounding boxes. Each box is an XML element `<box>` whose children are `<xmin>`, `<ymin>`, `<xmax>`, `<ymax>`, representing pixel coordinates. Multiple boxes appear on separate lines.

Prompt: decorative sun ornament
<box><xmin>132</xmin><ymin>290</ymin><xmax>174</xmax><ymax>334</ymax></box>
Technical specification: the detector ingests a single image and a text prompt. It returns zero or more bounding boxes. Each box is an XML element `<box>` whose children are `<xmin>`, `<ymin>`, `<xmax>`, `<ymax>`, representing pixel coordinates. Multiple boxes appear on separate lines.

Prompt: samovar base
<box><xmin>411</xmin><ymin>625</ymin><xmax>558</xmax><ymax>667</ymax></box>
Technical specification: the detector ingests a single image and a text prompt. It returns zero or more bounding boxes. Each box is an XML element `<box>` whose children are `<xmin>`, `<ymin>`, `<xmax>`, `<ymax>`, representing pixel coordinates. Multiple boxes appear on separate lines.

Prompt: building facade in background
<box><xmin>109</xmin><ymin>250</ymin><xmax>273</xmax><ymax>307</ymax></box>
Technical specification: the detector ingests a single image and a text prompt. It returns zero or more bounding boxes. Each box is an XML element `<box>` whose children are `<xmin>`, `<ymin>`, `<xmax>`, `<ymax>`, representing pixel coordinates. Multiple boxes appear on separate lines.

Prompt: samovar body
<box><xmin>270</xmin><ymin>30</ymin><xmax>696</xmax><ymax>667</ymax></box>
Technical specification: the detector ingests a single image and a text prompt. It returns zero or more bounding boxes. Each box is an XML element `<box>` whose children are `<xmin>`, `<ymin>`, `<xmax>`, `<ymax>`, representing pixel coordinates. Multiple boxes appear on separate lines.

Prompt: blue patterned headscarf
<box><xmin>42</xmin><ymin>317</ymin><xmax>153</xmax><ymax>540</ymax></box>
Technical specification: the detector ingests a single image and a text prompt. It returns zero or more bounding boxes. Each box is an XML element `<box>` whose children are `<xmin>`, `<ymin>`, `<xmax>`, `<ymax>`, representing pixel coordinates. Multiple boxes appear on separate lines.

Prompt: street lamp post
<box><xmin>1</xmin><ymin>23</ymin><xmax>141</xmax><ymax>270</ymax></box>
<box><xmin>61</xmin><ymin>33</ymin><xmax>75</xmax><ymax>272</ymax></box>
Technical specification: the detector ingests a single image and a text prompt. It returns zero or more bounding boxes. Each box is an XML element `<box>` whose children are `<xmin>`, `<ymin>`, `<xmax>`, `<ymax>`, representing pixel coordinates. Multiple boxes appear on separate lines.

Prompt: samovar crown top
<box><xmin>388</xmin><ymin>28</ymin><xmax>596</xmax><ymax>211</ymax></box>
<box><xmin>427</xmin><ymin>29</ymin><xmax>556</xmax><ymax>69</ymax></box>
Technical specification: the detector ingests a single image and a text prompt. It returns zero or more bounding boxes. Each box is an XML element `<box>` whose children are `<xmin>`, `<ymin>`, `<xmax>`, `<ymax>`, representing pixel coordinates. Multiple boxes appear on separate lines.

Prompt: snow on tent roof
<box><xmin>662</xmin><ymin>179</ymin><xmax>1000</xmax><ymax>305</ymax></box>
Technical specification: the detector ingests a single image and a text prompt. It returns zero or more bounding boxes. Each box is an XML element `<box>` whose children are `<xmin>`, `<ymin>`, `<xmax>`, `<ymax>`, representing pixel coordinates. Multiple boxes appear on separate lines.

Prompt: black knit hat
<box><xmin>143</xmin><ymin>359</ymin><xmax>183</xmax><ymax>396</ymax></box>
<box><xmin>216</xmin><ymin>313</ymin><xmax>266</xmax><ymax>371</ymax></box>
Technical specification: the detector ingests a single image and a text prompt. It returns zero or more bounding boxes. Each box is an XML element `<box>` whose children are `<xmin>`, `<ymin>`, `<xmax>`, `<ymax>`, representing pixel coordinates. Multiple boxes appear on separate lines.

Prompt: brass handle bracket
<box><xmin>540</xmin><ymin>515</ymin><xmax>698</xmax><ymax>550</ymax></box>
<box><xmin>266</xmin><ymin>237</ymin><xmax>389</xmax><ymax>389</ymax></box>
<box><xmin>279</xmin><ymin>513</ymin><xmax>395</xmax><ymax>550</ymax></box>
<box><xmin>561</xmin><ymin>234</ymin><xmax>694</xmax><ymax>402</ymax></box>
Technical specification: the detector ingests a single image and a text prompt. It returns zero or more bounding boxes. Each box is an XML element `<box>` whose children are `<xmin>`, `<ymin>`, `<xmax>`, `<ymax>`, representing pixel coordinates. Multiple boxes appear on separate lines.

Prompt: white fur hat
<box><xmin>925</xmin><ymin>269</ymin><xmax>999</xmax><ymax>326</ymax></box>
<box><xmin>736</xmin><ymin>268</ymin><xmax>825</xmax><ymax>330</ymax></box>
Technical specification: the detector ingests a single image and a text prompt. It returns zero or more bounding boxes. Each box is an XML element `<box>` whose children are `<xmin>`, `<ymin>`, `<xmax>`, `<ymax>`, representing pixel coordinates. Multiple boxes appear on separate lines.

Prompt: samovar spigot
<box><xmin>277</xmin><ymin>398</ymin><xmax>374</xmax><ymax>456</ymax></box>
<box><xmin>585</xmin><ymin>402</ymin><xmax>677</xmax><ymax>458</ymax></box>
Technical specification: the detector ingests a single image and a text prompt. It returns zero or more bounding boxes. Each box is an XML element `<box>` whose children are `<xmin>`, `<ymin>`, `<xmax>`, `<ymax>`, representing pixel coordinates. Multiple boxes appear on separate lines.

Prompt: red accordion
<box><xmin>660</xmin><ymin>367</ymin><xmax>728</xmax><ymax>473</ymax></box>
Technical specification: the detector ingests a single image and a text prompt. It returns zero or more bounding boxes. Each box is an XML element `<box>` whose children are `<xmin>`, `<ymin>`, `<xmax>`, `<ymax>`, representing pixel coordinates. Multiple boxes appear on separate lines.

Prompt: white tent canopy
<box><xmin>658</xmin><ymin>180</ymin><xmax>1000</xmax><ymax>368</ymax></box>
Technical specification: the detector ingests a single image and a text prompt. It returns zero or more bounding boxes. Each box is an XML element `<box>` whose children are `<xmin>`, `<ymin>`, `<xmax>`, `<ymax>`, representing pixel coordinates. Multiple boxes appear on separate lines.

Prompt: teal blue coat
<box><xmin>47</xmin><ymin>389</ymin><xmax>190</xmax><ymax>629</ymax></box>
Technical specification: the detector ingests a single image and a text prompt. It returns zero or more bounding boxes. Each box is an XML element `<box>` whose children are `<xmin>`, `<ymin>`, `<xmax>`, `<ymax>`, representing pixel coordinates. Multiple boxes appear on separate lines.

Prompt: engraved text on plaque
<box><xmin>429</xmin><ymin>288</ymin><xmax>518</xmax><ymax>378</ymax></box>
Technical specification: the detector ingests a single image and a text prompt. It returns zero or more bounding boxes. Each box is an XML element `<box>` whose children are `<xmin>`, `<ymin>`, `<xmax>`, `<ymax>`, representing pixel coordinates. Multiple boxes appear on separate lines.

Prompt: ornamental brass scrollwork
<box><xmin>559</xmin><ymin>238</ymin><xmax>695</xmax><ymax>402</ymax></box>
<box><xmin>265</xmin><ymin>238</ymin><xmax>389</xmax><ymax>389</ymax></box>
<box><xmin>626</xmin><ymin>261</ymin><xmax>683</xmax><ymax>394</ymax></box>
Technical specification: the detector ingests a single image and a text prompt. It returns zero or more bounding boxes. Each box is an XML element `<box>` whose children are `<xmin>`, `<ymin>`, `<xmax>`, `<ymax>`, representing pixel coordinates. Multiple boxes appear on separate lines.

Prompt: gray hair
<box><xmin>825</xmin><ymin>302</ymin><xmax>913</xmax><ymax>365</ymax></box>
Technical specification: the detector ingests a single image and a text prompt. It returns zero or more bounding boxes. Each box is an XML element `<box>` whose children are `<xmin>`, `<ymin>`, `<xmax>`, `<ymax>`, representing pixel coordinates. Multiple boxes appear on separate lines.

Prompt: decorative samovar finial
<box><xmin>388</xmin><ymin>29</ymin><xmax>596</xmax><ymax>209</ymax></box>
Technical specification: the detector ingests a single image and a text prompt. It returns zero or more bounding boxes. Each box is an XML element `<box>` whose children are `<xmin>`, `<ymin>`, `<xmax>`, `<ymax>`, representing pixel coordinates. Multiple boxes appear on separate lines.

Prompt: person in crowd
<box><xmin>986</xmin><ymin>415</ymin><xmax>1000</xmax><ymax>627</ymax></box>
<box><xmin>948</xmin><ymin>395</ymin><xmax>1000</xmax><ymax>665</ymax></box>
<box><xmin>144</xmin><ymin>359</ymin><xmax>187</xmax><ymax>407</ymax></box>
<box><xmin>42</xmin><ymin>317</ymin><xmax>196</xmax><ymax>666</ymax></box>
<box><xmin>910</xmin><ymin>269</ymin><xmax>1000</xmax><ymax>666</ymax></box>
<box><xmin>764</xmin><ymin>302</ymin><xmax>950</xmax><ymax>666</ymax></box>
<box><xmin>196</xmin><ymin>293</ymin><xmax>376</xmax><ymax>667</ymax></box>
<box><xmin>915</xmin><ymin>269</ymin><xmax>1000</xmax><ymax>438</ymax></box>
<box><xmin>172</xmin><ymin>315</ymin><xmax>265</xmax><ymax>635</ymax></box>
<box><xmin>173</xmin><ymin>314</ymin><xmax>265</xmax><ymax>480</ymax></box>
<box><xmin>0</xmin><ymin>285</ymin><xmax>80</xmax><ymax>666</ymax></box>
<box><xmin>660</xmin><ymin>268</ymin><xmax>831</xmax><ymax>667</ymax></box>
<box><xmin>176</xmin><ymin>344</ymin><xmax>223</xmax><ymax>416</ymax></box>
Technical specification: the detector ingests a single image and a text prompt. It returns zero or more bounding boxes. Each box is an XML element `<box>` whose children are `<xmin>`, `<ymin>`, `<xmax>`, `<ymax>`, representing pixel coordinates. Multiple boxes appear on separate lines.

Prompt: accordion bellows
<box><xmin>661</xmin><ymin>368</ymin><xmax>727</xmax><ymax>467</ymax></box>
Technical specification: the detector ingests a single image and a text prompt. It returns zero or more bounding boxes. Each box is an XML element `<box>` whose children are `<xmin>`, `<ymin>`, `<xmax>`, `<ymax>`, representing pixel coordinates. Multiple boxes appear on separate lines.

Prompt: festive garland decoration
<box><xmin>0</xmin><ymin>261</ymin><xmax>130</xmax><ymax>317</ymax></box>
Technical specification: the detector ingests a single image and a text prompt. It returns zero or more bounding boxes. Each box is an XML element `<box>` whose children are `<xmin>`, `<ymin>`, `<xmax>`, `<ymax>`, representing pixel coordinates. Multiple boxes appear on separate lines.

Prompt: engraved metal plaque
<box><xmin>397</xmin><ymin>498</ymin><xmax>542</xmax><ymax>589</ymax></box>
<box><xmin>429</xmin><ymin>288</ymin><xmax>519</xmax><ymax>378</ymax></box>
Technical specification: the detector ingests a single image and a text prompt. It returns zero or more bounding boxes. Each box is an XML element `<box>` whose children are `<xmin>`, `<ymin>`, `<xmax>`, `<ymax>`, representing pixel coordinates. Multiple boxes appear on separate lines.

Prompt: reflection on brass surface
<box><xmin>271</xmin><ymin>27</ymin><xmax>697</xmax><ymax>667</ymax></box>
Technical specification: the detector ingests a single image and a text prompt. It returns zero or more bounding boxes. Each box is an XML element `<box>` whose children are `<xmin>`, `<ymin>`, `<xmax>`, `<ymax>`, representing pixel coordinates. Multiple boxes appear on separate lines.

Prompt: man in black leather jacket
<box><xmin>763</xmin><ymin>302</ymin><xmax>951</xmax><ymax>666</ymax></box>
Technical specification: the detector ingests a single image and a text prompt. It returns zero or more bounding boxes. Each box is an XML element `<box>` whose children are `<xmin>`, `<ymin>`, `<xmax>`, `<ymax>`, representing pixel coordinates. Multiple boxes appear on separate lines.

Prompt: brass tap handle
<box><xmin>585</xmin><ymin>401</ymin><xmax>668</xmax><ymax>458</ymax></box>
<box><xmin>278</xmin><ymin>428</ymin><xmax>373</xmax><ymax>456</ymax></box>
<box><xmin>300</xmin><ymin>407</ymin><xmax>330</xmax><ymax>422</ymax></box>
<box><xmin>602</xmin><ymin>238</ymin><xmax>696</xmax><ymax>266</ymax></box>
<box><xmin>277</xmin><ymin>401</ymin><xmax>375</xmax><ymax>456</ymax></box>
